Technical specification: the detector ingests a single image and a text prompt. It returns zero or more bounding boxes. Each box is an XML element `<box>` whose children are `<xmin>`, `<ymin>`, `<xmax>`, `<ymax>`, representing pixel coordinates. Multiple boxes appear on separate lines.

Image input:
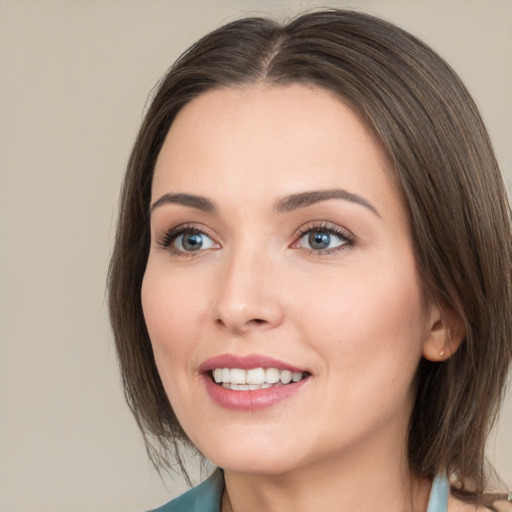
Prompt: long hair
<box><xmin>108</xmin><ymin>9</ymin><xmax>512</xmax><ymax>493</ymax></box>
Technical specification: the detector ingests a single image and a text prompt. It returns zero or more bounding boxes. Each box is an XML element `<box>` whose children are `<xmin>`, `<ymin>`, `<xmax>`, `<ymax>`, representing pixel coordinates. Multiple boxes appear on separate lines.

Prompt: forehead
<box><xmin>152</xmin><ymin>83</ymin><xmax>402</xmax><ymax>221</ymax></box>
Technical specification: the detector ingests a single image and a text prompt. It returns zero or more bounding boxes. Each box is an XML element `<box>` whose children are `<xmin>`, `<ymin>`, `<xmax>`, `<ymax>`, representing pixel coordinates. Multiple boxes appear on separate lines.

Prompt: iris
<box><xmin>308</xmin><ymin>231</ymin><xmax>331</xmax><ymax>250</ymax></box>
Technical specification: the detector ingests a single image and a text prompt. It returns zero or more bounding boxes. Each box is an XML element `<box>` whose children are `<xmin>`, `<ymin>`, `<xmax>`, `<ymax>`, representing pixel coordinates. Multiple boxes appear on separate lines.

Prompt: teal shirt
<box><xmin>149</xmin><ymin>470</ymin><xmax>224</xmax><ymax>512</ymax></box>
<box><xmin>149</xmin><ymin>470</ymin><xmax>449</xmax><ymax>512</ymax></box>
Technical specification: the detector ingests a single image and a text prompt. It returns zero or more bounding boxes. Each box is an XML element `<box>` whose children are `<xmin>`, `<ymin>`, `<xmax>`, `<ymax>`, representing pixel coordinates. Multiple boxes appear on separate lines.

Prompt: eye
<box><xmin>293</xmin><ymin>222</ymin><xmax>354</xmax><ymax>254</ymax></box>
<box><xmin>175</xmin><ymin>231</ymin><xmax>216</xmax><ymax>251</ymax></box>
<box><xmin>159</xmin><ymin>225</ymin><xmax>219</xmax><ymax>254</ymax></box>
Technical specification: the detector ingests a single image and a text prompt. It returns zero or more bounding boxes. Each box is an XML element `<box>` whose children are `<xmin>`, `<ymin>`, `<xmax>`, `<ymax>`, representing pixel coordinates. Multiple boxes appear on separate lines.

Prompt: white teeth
<box><xmin>280</xmin><ymin>370</ymin><xmax>292</xmax><ymax>384</ymax></box>
<box><xmin>246</xmin><ymin>367</ymin><xmax>265</xmax><ymax>384</ymax></box>
<box><xmin>265</xmin><ymin>368</ymin><xmax>280</xmax><ymax>384</ymax></box>
<box><xmin>292</xmin><ymin>372</ymin><xmax>302</xmax><ymax>383</ymax></box>
<box><xmin>229</xmin><ymin>368</ymin><xmax>246</xmax><ymax>384</ymax></box>
<box><xmin>211</xmin><ymin>367</ymin><xmax>305</xmax><ymax>390</ymax></box>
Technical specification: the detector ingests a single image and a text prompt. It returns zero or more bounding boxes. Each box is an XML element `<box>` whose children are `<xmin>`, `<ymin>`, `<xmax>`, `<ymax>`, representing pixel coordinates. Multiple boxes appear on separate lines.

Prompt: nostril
<box><xmin>215</xmin><ymin>316</ymin><xmax>268</xmax><ymax>330</ymax></box>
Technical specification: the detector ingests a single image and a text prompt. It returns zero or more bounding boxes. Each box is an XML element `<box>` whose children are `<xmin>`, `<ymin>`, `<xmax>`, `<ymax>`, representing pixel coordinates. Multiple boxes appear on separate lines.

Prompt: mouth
<box><xmin>210</xmin><ymin>367</ymin><xmax>308</xmax><ymax>391</ymax></box>
<box><xmin>199</xmin><ymin>354</ymin><xmax>311</xmax><ymax>409</ymax></box>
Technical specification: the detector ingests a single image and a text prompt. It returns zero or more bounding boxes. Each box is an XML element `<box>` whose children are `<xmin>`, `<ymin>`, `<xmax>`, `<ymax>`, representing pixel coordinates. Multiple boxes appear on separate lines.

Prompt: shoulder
<box><xmin>147</xmin><ymin>469</ymin><xmax>224</xmax><ymax>512</ymax></box>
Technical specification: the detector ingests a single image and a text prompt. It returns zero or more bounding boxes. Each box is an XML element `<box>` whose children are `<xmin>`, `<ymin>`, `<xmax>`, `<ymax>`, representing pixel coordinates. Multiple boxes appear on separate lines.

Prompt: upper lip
<box><xmin>199</xmin><ymin>354</ymin><xmax>308</xmax><ymax>374</ymax></box>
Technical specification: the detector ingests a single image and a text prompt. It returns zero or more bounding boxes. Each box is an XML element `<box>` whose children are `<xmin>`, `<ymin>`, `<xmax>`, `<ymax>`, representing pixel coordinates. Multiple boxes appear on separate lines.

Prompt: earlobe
<box><xmin>422</xmin><ymin>304</ymin><xmax>466</xmax><ymax>362</ymax></box>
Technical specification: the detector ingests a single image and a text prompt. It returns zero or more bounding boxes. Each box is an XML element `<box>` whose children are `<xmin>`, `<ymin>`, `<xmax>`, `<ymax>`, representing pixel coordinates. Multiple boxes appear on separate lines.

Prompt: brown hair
<box><xmin>108</xmin><ymin>9</ymin><xmax>512</xmax><ymax>493</ymax></box>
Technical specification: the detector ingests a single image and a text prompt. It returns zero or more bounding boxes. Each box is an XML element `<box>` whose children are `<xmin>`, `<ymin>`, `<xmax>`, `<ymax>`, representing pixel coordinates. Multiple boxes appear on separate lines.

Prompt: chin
<box><xmin>194</xmin><ymin>431</ymin><xmax>306</xmax><ymax>476</ymax></box>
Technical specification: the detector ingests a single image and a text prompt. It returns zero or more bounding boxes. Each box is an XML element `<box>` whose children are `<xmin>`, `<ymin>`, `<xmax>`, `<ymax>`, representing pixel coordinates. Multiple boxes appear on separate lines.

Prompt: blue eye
<box><xmin>307</xmin><ymin>231</ymin><xmax>333</xmax><ymax>250</ymax></box>
<box><xmin>159</xmin><ymin>226</ymin><xmax>218</xmax><ymax>254</ymax></box>
<box><xmin>295</xmin><ymin>224</ymin><xmax>353</xmax><ymax>253</ymax></box>
<box><xmin>174</xmin><ymin>231</ymin><xmax>216</xmax><ymax>252</ymax></box>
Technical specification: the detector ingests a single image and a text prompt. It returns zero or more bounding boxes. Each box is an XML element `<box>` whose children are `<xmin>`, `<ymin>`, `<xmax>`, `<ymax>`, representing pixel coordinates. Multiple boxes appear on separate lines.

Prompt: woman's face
<box><xmin>142</xmin><ymin>84</ymin><xmax>434</xmax><ymax>476</ymax></box>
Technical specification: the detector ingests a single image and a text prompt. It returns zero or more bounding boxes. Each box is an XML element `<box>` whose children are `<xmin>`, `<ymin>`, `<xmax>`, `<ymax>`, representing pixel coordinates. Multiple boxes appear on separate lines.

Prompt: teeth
<box><xmin>292</xmin><ymin>372</ymin><xmax>302</xmax><ymax>382</ymax></box>
<box><xmin>230</xmin><ymin>368</ymin><xmax>246</xmax><ymax>384</ymax></box>
<box><xmin>265</xmin><ymin>368</ymin><xmax>280</xmax><ymax>384</ymax></box>
<box><xmin>211</xmin><ymin>367</ymin><xmax>305</xmax><ymax>390</ymax></box>
<box><xmin>280</xmin><ymin>370</ymin><xmax>292</xmax><ymax>384</ymax></box>
<box><xmin>247</xmin><ymin>367</ymin><xmax>265</xmax><ymax>384</ymax></box>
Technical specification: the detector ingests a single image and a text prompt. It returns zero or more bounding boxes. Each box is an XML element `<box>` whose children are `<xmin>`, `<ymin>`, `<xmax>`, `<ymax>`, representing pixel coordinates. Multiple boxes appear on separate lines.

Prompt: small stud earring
<box><xmin>439</xmin><ymin>349</ymin><xmax>445</xmax><ymax>358</ymax></box>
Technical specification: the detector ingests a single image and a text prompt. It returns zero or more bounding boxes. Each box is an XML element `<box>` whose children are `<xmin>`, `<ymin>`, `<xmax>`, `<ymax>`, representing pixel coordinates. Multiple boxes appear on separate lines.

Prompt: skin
<box><xmin>142</xmin><ymin>84</ymin><xmax>462</xmax><ymax>512</ymax></box>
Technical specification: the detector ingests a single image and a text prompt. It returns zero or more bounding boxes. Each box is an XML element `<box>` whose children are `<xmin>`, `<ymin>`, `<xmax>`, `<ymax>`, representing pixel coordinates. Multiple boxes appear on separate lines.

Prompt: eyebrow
<box><xmin>150</xmin><ymin>193</ymin><xmax>216</xmax><ymax>214</ymax></box>
<box><xmin>274</xmin><ymin>189</ymin><xmax>380</xmax><ymax>216</ymax></box>
<box><xmin>149</xmin><ymin>188</ymin><xmax>379</xmax><ymax>217</ymax></box>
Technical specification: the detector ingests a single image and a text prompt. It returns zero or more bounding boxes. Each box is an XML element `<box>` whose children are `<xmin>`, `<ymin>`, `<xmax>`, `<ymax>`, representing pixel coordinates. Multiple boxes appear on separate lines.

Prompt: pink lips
<box><xmin>199</xmin><ymin>354</ymin><xmax>310</xmax><ymax>411</ymax></box>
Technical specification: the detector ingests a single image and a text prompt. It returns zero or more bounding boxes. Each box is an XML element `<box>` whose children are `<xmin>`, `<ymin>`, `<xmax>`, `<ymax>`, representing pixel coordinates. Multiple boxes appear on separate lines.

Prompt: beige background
<box><xmin>0</xmin><ymin>1</ymin><xmax>510</xmax><ymax>511</ymax></box>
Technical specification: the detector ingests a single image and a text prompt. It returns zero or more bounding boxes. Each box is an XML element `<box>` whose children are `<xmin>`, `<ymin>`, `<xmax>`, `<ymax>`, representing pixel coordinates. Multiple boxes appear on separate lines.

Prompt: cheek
<box><xmin>140</xmin><ymin>268</ymin><xmax>204</xmax><ymax>426</ymax></box>
<box><xmin>301</xmin><ymin>271</ymin><xmax>426</xmax><ymax>430</ymax></box>
<box><xmin>141</xmin><ymin>267</ymin><xmax>204</xmax><ymax>375</ymax></box>
<box><xmin>294</xmin><ymin>260</ymin><xmax>427</xmax><ymax>379</ymax></box>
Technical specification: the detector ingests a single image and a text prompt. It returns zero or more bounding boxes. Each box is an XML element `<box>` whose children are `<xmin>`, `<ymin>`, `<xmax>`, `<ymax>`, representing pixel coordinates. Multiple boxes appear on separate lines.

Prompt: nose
<box><xmin>212</xmin><ymin>249</ymin><xmax>285</xmax><ymax>334</ymax></box>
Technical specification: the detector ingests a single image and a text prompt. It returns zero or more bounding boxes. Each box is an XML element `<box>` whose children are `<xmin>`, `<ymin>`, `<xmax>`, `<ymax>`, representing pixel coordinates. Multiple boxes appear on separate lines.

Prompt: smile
<box><xmin>200</xmin><ymin>355</ymin><xmax>311</xmax><ymax>410</ymax></box>
<box><xmin>212</xmin><ymin>367</ymin><xmax>305</xmax><ymax>390</ymax></box>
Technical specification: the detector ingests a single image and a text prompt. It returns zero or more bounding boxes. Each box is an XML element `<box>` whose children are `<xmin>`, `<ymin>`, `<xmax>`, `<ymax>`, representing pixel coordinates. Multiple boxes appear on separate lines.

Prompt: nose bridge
<box><xmin>213</xmin><ymin>239</ymin><xmax>284</xmax><ymax>333</ymax></box>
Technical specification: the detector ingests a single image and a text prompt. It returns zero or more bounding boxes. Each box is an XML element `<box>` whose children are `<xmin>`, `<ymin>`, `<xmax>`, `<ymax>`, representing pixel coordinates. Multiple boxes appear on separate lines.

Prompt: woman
<box><xmin>108</xmin><ymin>9</ymin><xmax>512</xmax><ymax>512</ymax></box>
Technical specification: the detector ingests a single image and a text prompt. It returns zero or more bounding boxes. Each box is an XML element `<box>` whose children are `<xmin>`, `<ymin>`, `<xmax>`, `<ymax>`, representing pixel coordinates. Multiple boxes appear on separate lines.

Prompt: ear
<box><xmin>422</xmin><ymin>303</ymin><xmax>466</xmax><ymax>362</ymax></box>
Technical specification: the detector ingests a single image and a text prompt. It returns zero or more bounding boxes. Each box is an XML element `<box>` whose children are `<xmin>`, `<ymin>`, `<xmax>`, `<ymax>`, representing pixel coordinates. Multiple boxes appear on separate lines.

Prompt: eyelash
<box><xmin>157</xmin><ymin>221</ymin><xmax>356</xmax><ymax>256</ymax></box>
<box><xmin>292</xmin><ymin>221</ymin><xmax>356</xmax><ymax>255</ymax></box>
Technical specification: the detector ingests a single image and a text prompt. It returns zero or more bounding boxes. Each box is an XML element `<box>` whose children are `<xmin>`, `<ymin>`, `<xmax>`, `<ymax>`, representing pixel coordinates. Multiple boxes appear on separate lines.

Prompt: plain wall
<box><xmin>0</xmin><ymin>1</ymin><xmax>510</xmax><ymax>511</ymax></box>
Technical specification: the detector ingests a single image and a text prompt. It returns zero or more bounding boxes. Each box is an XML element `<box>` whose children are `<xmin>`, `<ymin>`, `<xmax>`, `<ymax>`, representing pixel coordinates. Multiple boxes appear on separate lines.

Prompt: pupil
<box><xmin>308</xmin><ymin>231</ymin><xmax>330</xmax><ymax>249</ymax></box>
<box><xmin>183</xmin><ymin>233</ymin><xmax>203</xmax><ymax>251</ymax></box>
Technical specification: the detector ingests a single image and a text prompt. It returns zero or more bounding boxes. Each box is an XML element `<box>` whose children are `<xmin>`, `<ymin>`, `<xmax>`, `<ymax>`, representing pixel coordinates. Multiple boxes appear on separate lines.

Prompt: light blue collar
<box><xmin>426</xmin><ymin>474</ymin><xmax>449</xmax><ymax>512</ymax></box>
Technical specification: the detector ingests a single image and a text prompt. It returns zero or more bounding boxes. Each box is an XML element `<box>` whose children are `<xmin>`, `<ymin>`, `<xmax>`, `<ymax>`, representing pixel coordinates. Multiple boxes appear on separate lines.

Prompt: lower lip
<box><xmin>202</xmin><ymin>374</ymin><xmax>309</xmax><ymax>411</ymax></box>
